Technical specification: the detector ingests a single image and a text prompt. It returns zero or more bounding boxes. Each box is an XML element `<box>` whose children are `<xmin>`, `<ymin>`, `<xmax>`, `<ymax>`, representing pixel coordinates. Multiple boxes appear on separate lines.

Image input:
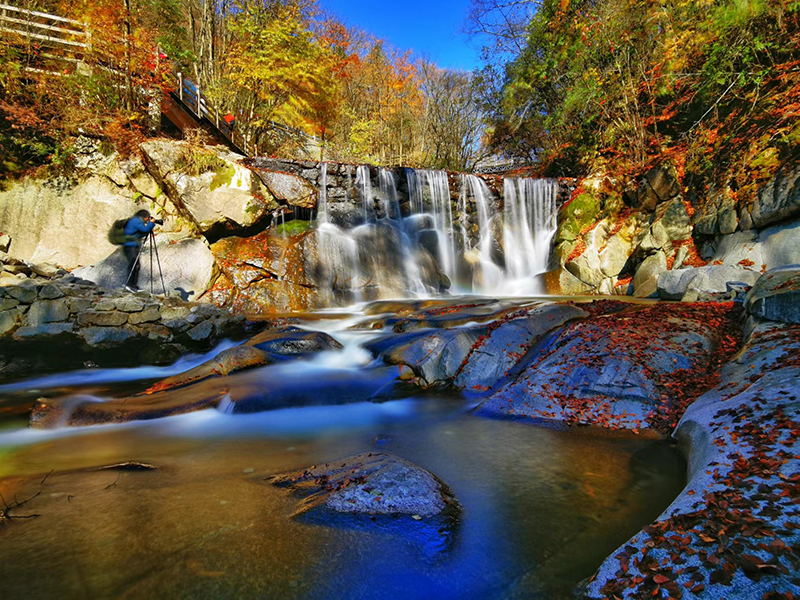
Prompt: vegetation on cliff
<box><xmin>478</xmin><ymin>0</ymin><xmax>800</xmax><ymax>191</ymax></box>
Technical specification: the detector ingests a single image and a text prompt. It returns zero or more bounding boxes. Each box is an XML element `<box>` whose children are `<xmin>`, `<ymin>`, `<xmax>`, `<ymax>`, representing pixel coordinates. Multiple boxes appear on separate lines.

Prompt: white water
<box><xmin>314</xmin><ymin>166</ymin><xmax>559</xmax><ymax>299</ymax></box>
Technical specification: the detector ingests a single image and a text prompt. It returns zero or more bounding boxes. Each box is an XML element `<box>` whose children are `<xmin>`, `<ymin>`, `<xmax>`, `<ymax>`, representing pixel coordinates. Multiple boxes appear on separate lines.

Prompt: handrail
<box><xmin>0</xmin><ymin>3</ymin><xmax>84</xmax><ymax>27</ymax></box>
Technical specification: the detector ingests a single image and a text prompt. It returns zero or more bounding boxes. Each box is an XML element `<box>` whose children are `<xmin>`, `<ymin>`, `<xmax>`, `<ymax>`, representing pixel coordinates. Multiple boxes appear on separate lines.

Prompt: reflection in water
<box><xmin>0</xmin><ymin>305</ymin><xmax>686</xmax><ymax>599</ymax></box>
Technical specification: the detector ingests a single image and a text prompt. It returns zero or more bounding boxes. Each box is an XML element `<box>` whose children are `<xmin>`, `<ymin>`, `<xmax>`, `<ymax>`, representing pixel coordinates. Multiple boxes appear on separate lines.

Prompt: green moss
<box><xmin>210</xmin><ymin>164</ymin><xmax>236</xmax><ymax>191</ymax></box>
<box><xmin>176</xmin><ymin>147</ymin><xmax>229</xmax><ymax>178</ymax></box>
<box><xmin>561</xmin><ymin>191</ymin><xmax>600</xmax><ymax>235</ymax></box>
<box><xmin>276</xmin><ymin>219</ymin><xmax>311</xmax><ymax>236</ymax></box>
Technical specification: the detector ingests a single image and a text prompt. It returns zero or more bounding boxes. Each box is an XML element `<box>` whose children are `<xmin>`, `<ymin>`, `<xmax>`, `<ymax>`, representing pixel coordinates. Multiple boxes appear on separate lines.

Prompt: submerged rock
<box><xmin>269</xmin><ymin>452</ymin><xmax>459</xmax><ymax>518</ymax></box>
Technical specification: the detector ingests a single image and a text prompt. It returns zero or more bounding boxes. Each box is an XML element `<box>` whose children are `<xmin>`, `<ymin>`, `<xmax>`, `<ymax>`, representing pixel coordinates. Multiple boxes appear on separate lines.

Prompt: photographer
<box><xmin>122</xmin><ymin>209</ymin><xmax>164</xmax><ymax>292</ymax></box>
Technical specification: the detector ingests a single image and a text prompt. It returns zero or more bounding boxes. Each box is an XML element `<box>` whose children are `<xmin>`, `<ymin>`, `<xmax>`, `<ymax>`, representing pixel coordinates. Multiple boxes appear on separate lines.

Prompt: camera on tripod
<box><xmin>152</xmin><ymin>218</ymin><xmax>164</xmax><ymax>226</ymax></box>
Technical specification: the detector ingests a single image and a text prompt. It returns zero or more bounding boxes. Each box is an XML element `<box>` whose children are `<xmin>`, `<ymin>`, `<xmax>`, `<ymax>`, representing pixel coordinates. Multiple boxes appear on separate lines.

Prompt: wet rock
<box><xmin>454</xmin><ymin>304</ymin><xmax>589</xmax><ymax>395</ymax></box>
<box><xmin>141</xmin><ymin>344</ymin><xmax>275</xmax><ymax>393</ymax></box>
<box><xmin>477</xmin><ymin>303</ymin><xmax>743</xmax><ymax>433</ymax></box>
<box><xmin>187</xmin><ymin>320</ymin><xmax>214</xmax><ymax>341</ymax></box>
<box><xmin>245</xmin><ymin>326</ymin><xmax>343</xmax><ymax>355</ymax></box>
<box><xmin>584</xmin><ymin>320</ymin><xmax>800</xmax><ymax>599</ymax></box>
<box><xmin>269</xmin><ymin>452</ymin><xmax>459</xmax><ymax>518</ymax></box>
<box><xmin>657</xmin><ymin>265</ymin><xmax>761</xmax><ymax>301</ymax></box>
<box><xmin>746</xmin><ymin>266</ymin><xmax>800</xmax><ymax>324</ymax></box>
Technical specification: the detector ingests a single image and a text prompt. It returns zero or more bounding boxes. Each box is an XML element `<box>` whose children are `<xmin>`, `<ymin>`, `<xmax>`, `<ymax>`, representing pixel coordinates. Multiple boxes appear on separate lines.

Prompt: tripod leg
<box><xmin>124</xmin><ymin>242</ymin><xmax>147</xmax><ymax>289</ymax></box>
<box><xmin>151</xmin><ymin>231</ymin><xmax>168</xmax><ymax>296</ymax></box>
<box><xmin>149</xmin><ymin>234</ymin><xmax>155</xmax><ymax>294</ymax></box>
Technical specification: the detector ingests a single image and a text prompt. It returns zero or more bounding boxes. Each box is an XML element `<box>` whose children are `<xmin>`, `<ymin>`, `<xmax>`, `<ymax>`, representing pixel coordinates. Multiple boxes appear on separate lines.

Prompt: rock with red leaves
<box><xmin>477</xmin><ymin>303</ymin><xmax>743</xmax><ymax>434</ymax></box>
<box><xmin>582</xmin><ymin>320</ymin><xmax>800</xmax><ymax>599</ymax></box>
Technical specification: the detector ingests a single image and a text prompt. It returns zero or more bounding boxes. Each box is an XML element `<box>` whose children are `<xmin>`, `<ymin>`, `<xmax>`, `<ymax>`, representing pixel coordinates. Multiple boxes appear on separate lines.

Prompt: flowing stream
<box><xmin>0</xmin><ymin>303</ymin><xmax>685</xmax><ymax>600</ymax></box>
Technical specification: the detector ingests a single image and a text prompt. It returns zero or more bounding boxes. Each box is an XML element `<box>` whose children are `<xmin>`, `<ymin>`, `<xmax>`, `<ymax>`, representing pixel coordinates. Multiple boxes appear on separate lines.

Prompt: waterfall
<box><xmin>463</xmin><ymin>174</ymin><xmax>504</xmax><ymax>292</ymax></box>
<box><xmin>306</xmin><ymin>163</ymin><xmax>558</xmax><ymax>303</ymax></box>
<box><xmin>356</xmin><ymin>165</ymin><xmax>374</xmax><ymax>222</ymax></box>
<box><xmin>500</xmin><ymin>177</ymin><xmax>559</xmax><ymax>295</ymax></box>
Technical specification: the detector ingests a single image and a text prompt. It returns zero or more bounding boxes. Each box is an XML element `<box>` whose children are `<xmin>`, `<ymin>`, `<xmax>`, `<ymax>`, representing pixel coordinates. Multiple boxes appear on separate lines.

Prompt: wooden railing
<box><xmin>0</xmin><ymin>3</ymin><xmax>89</xmax><ymax>71</ymax></box>
<box><xmin>174</xmin><ymin>72</ymin><xmax>320</xmax><ymax>158</ymax></box>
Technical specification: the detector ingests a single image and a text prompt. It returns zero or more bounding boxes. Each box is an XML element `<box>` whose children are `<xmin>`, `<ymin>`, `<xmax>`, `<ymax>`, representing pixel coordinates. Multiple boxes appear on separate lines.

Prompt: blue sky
<box><xmin>318</xmin><ymin>0</ymin><xmax>482</xmax><ymax>72</ymax></box>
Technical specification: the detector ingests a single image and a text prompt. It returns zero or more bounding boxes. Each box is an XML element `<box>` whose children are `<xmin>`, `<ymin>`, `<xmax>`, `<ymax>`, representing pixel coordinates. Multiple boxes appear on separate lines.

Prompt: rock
<box><xmin>0</xmin><ymin>308</ymin><xmax>22</xmax><ymax>336</ymax></box>
<box><xmin>655</xmin><ymin>198</ymin><xmax>692</xmax><ymax>241</ymax></box>
<box><xmin>637</xmin><ymin>162</ymin><xmax>681</xmax><ymax>210</ymax></box>
<box><xmin>746</xmin><ymin>265</ymin><xmax>800</xmax><ymax>324</ymax></box>
<box><xmin>253</xmin><ymin>170</ymin><xmax>318</xmax><ymax>209</ymax></box>
<box><xmin>0</xmin><ymin>233</ymin><xmax>10</xmax><ymax>253</ymax></box>
<box><xmin>269</xmin><ymin>453</ymin><xmax>459</xmax><ymax>518</ymax></box>
<box><xmin>4</xmin><ymin>284</ymin><xmax>38</xmax><ymax>304</ymax></box>
<box><xmin>477</xmin><ymin>302</ymin><xmax>742</xmax><ymax>432</ymax></box>
<box><xmin>26</xmin><ymin>299</ymin><xmax>70</xmax><ymax>325</ymax></box>
<box><xmin>245</xmin><ymin>326</ymin><xmax>343</xmax><ymax>355</ymax></box>
<box><xmin>127</xmin><ymin>306</ymin><xmax>161</xmax><ymax>324</ymax></box>
<box><xmin>73</xmin><ymin>237</ymin><xmax>214</xmax><ymax>298</ymax></box>
<box><xmin>454</xmin><ymin>304</ymin><xmax>589</xmax><ymax>395</ymax></box>
<box><xmin>0</xmin><ymin>298</ymin><xmax>19</xmax><ymax>311</ymax></box>
<box><xmin>77</xmin><ymin>310</ymin><xmax>128</xmax><ymax>327</ymax></box>
<box><xmin>13</xmin><ymin>323</ymin><xmax>74</xmax><ymax>339</ymax></box>
<box><xmin>140</xmin><ymin>344</ymin><xmax>275</xmax><ymax>393</ymax></box>
<box><xmin>116</xmin><ymin>298</ymin><xmax>145</xmax><ymax>312</ymax></box>
<box><xmin>751</xmin><ymin>164</ymin><xmax>800</xmax><ymax>228</ymax></box>
<box><xmin>38</xmin><ymin>284</ymin><xmax>65</xmax><ymax>299</ymax></box>
<box><xmin>657</xmin><ymin>265</ymin><xmax>761</xmax><ymax>301</ymax></box>
<box><xmin>633</xmin><ymin>251</ymin><xmax>667</xmax><ymax>294</ymax></box>
<box><xmin>375</xmin><ymin>328</ymin><xmax>484</xmax><ymax>388</ymax></box>
<box><xmin>187</xmin><ymin>319</ymin><xmax>214</xmax><ymax>341</ymax></box>
<box><xmin>584</xmin><ymin>320</ymin><xmax>800</xmax><ymax>599</ymax></box>
<box><xmin>79</xmin><ymin>326</ymin><xmax>136</xmax><ymax>346</ymax></box>
<box><xmin>760</xmin><ymin>219</ymin><xmax>800</xmax><ymax>269</ymax></box>
<box><xmin>0</xmin><ymin>174</ymin><xmax>143</xmax><ymax>268</ymax></box>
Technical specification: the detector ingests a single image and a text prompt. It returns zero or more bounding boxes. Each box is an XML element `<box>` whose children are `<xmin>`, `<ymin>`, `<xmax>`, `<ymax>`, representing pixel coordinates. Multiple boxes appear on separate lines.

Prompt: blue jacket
<box><xmin>123</xmin><ymin>216</ymin><xmax>155</xmax><ymax>247</ymax></box>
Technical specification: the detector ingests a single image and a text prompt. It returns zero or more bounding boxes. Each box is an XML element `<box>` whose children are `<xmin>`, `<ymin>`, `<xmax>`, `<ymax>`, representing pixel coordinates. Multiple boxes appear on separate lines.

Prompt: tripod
<box><xmin>124</xmin><ymin>231</ymin><xmax>167</xmax><ymax>296</ymax></box>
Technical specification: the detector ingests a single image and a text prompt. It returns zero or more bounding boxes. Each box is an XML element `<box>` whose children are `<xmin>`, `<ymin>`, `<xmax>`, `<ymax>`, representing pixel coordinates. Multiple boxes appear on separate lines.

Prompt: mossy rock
<box><xmin>210</xmin><ymin>164</ymin><xmax>236</xmax><ymax>191</ymax></box>
<box><xmin>559</xmin><ymin>191</ymin><xmax>600</xmax><ymax>237</ymax></box>
<box><xmin>276</xmin><ymin>219</ymin><xmax>311</xmax><ymax>236</ymax></box>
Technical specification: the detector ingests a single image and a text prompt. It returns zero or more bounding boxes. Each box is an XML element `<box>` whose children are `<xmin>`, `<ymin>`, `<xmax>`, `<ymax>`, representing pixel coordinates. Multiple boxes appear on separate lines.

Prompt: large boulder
<box><xmin>637</xmin><ymin>162</ymin><xmax>681</xmax><ymax>211</ymax></box>
<box><xmin>73</xmin><ymin>237</ymin><xmax>214</xmax><ymax>298</ymax></box>
<box><xmin>477</xmin><ymin>302</ymin><xmax>743</xmax><ymax>433</ymax></box>
<box><xmin>584</xmin><ymin>321</ymin><xmax>800</xmax><ymax>599</ymax></box>
<box><xmin>657</xmin><ymin>265</ymin><xmax>761</xmax><ymax>301</ymax></box>
<box><xmin>0</xmin><ymin>174</ymin><xmax>143</xmax><ymax>268</ymax></box>
<box><xmin>746</xmin><ymin>265</ymin><xmax>800</xmax><ymax>324</ymax></box>
<box><xmin>252</xmin><ymin>170</ymin><xmax>318</xmax><ymax>210</ymax></box>
<box><xmin>140</xmin><ymin>141</ymin><xmax>277</xmax><ymax>235</ymax></box>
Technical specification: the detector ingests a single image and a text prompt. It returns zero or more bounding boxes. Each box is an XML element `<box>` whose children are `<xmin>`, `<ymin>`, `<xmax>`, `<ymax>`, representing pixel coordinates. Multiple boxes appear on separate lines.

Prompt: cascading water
<box><xmin>501</xmin><ymin>178</ymin><xmax>559</xmax><ymax>295</ymax></box>
<box><xmin>312</xmin><ymin>163</ymin><xmax>559</xmax><ymax>302</ymax></box>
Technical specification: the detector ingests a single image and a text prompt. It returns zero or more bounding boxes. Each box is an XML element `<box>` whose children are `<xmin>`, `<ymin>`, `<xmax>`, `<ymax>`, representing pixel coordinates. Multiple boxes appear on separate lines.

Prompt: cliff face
<box><xmin>550</xmin><ymin>160</ymin><xmax>800</xmax><ymax>300</ymax></box>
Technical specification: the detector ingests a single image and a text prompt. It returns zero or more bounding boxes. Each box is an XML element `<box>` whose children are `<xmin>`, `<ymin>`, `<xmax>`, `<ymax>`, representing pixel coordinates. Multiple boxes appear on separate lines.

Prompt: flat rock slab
<box><xmin>584</xmin><ymin>321</ymin><xmax>800</xmax><ymax>599</ymax></box>
<box><xmin>269</xmin><ymin>452</ymin><xmax>459</xmax><ymax>518</ymax></box>
<box><xmin>244</xmin><ymin>325</ymin><xmax>344</xmax><ymax>354</ymax></box>
<box><xmin>746</xmin><ymin>265</ymin><xmax>800</xmax><ymax>324</ymax></box>
<box><xmin>477</xmin><ymin>303</ymin><xmax>743</xmax><ymax>433</ymax></box>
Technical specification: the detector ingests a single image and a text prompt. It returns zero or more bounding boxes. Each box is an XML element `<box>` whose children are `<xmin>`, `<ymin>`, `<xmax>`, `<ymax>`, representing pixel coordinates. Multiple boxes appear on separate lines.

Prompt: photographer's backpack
<box><xmin>108</xmin><ymin>218</ymin><xmax>131</xmax><ymax>245</ymax></box>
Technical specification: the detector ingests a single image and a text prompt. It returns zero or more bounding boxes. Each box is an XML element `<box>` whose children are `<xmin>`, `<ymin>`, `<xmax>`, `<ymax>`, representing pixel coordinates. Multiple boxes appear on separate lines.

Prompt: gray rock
<box><xmin>269</xmin><ymin>453</ymin><xmax>458</xmax><ymax>517</ymax></box>
<box><xmin>26</xmin><ymin>299</ymin><xmax>70</xmax><ymax>325</ymax></box>
<box><xmin>4</xmin><ymin>285</ymin><xmax>38</xmax><ymax>304</ymax></box>
<box><xmin>752</xmin><ymin>164</ymin><xmax>800</xmax><ymax>228</ymax></box>
<box><xmin>599</xmin><ymin>234</ymin><xmax>631</xmax><ymax>278</ymax></box>
<box><xmin>80</xmin><ymin>326</ymin><xmax>136</xmax><ymax>346</ymax></box>
<box><xmin>246</xmin><ymin>326</ymin><xmax>343</xmax><ymax>356</ymax></box>
<box><xmin>73</xmin><ymin>237</ymin><xmax>214</xmax><ymax>298</ymax></box>
<box><xmin>159</xmin><ymin>305</ymin><xmax>192</xmax><ymax>320</ymax></box>
<box><xmin>0</xmin><ymin>298</ymin><xmax>20</xmax><ymax>311</ymax></box>
<box><xmin>67</xmin><ymin>297</ymin><xmax>93</xmax><ymax>313</ymax></box>
<box><xmin>116</xmin><ymin>298</ymin><xmax>145</xmax><ymax>312</ymax></box>
<box><xmin>78</xmin><ymin>310</ymin><xmax>129</xmax><ymax>327</ymax></box>
<box><xmin>760</xmin><ymin>219</ymin><xmax>800</xmax><ymax>269</ymax></box>
<box><xmin>187</xmin><ymin>319</ymin><xmax>214</xmax><ymax>341</ymax></box>
<box><xmin>127</xmin><ymin>306</ymin><xmax>161</xmax><ymax>324</ymax></box>
<box><xmin>253</xmin><ymin>170</ymin><xmax>318</xmax><ymax>209</ymax></box>
<box><xmin>38</xmin><ymin>284</ymin><xmax>64</xmax><ymax>299</ymax></box>
<box><xmin>93</xmin><ymin>299</ymin><xmax>117</xmax><ymax>311</ymax></box>
<box><xmin>746</xmin><ymin>265</ymin><xmax>800</xmax><ymax>324</ymax></box>
<box><xmin>657</xmin><ymin>265</ymin><xmax>761</xmax><ymax>301</ymax></box>
<box><xmin>633</xmin><ymin>251</ymin><xmax>667</xmax><ymax>292</ymax></box>
<box><xmin>584</xmin><ymin>320</ymin><xmax>800</xmax><ymax>599</ymax></box>
<box><xmin>13</xmin><ymin>323</ymin><xmax>74</xmax><ymax>339</ymax></box>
